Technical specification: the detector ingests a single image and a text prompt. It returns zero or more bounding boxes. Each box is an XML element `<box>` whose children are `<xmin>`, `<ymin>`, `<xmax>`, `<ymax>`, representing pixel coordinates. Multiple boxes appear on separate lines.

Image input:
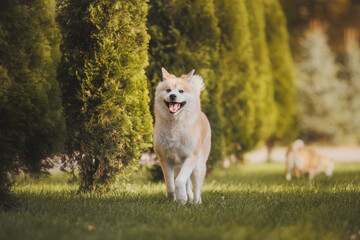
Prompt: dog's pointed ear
<box><xmin>161</xmin><ymin>67</ymin><xmax>172</xmax><ymax>81</ymax></box>
<box><xmin>182</xmin><ymin>69</ymin><xmax>195</xmax><ymax>80</ymax></box>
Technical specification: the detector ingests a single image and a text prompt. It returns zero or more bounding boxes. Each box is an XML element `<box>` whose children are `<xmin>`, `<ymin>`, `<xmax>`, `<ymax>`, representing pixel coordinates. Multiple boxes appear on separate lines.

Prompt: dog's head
<box><xmin>154</xmin><ymin>67</ymin><xmax>204</xmax><ymax>118</ymax></box>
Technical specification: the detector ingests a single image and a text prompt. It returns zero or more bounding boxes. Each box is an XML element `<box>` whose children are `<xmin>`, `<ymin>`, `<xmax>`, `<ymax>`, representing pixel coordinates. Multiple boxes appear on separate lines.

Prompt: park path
<box><xmin>245</xmin><ymin>146</ymin><xmax>360</xmax><ymax>163</ymax></box>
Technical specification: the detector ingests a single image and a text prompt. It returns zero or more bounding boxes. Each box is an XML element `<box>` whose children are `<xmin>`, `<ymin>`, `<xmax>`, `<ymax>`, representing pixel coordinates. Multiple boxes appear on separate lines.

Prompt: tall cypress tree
<box><xmin>57</xmin><ymin>0</ymin><xmax>153</xmax><ymax>190</ymax></box>
<box><xmin>215</xmin><ymin>0</ymin><xmax>257</xmax><ymax>157</ymax></box>
<box><xmin>264</xmin><ymin>0</ymin><xmax>298</xmax><ymax>153</ymax></box>
<box><xmin>295</xmin><ymin>21</ymin><xmax>347</xmax><ymax>143</ymax></box>
<box><xmin>245</xmin><ymin>0</ymin><xmax>277</xmax><ymax>144</ymax></box>
<box><xmin>343</xmin><ymin>29</ymin><xmax>360</xmax><ymax>143</ymax></box>
<box><xmin>147</xmin><ymin>0</ymin><xmax>224</xmax><ymax>171</ymax></box>
<box><xmin>0</xmin><ymin>0</ymin><xmax>64</xmax><ymax>204</ymax></box>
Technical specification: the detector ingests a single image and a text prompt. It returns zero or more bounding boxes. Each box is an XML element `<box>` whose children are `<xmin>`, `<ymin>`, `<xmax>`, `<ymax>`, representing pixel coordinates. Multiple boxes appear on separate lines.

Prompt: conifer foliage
<box><xmin>0</xmin><ymin>0</ymin><xmax>64</xmax><ymax>204</ymax></box>
<box><xmin>245</xmin><ymin>0</ymin><xmax>277</xmax><ymax>145</ymax></box>
<box><xmin>295</xmin><ymin>21</ymin><xmax>347</xmax><ymax>143</ymax></box>
<box><xmin>264</xmin><ymin>0</ymin><xmax>298</xmax><ymax>148</ymax></box>
<box><xmin>215</xmin><ymin>0</ymin><xmax>257</xmax><ymax>155</ymax></box>
<box><xmin>57</xmin><ymin>0</ymin><xmax>153</xmax><ymax>190</ymax></box>
<box><xmin>343</xmin><ymin>29</ymin><xmax>360</xmax><ymax>143</ymax></box>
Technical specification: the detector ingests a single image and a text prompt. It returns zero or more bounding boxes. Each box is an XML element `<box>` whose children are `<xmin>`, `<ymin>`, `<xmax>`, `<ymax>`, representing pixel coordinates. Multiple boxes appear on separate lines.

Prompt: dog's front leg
<box><xmin>191</xmin><ymin>163</ymin><xmax>204</xmax><ymax>204</ymax></box>
<box><xmin>159</xmin><ymin>160</ymin><xmax>175</xmax><ymax>200</ymax></box>
<box><xmin>186</xmin><ymin>179</ymin><xmax>194</xmax><ymax>203</ymax></box>
<box><xmin>175</xmin><ymin>158</ymin><xmax>196</xmax><ymax>205</ymax></box>
<box><xmin>285</xmin><ymin>168</ymin><xmax>292</xmax><ymax>181</ymax></box>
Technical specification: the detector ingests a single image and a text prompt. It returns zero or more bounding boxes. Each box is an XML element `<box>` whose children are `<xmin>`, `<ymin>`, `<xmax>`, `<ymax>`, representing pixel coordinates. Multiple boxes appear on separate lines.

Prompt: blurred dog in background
<box><xmin>285</xmin><ymin>139</ymin><xmax>334</xmax><ymax>180</ymax></box>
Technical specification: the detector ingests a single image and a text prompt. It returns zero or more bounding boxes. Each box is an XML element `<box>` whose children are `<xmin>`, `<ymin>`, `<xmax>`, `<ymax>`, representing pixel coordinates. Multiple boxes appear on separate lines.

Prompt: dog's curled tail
<box><xmin>292</xmin><ymin>139</ymin><xmax>304</xmax><ymax>151</ymax></box>
<box><xmin>190</xmin><ymin>75</ymin><xmax>205</xmax><ymax>93</ymax></box>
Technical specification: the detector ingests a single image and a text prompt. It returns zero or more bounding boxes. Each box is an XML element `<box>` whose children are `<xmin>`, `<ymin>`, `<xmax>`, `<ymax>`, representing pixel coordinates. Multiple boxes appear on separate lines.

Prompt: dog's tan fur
<box><xmin>153</xmin><ymin>68</ymin><xmax>211</xmax><ymax>204</ymax></box>
<box><xmin>285</xmin><ymin>139</ymin><xmax>334</xmax><ymax>180</ymax></box>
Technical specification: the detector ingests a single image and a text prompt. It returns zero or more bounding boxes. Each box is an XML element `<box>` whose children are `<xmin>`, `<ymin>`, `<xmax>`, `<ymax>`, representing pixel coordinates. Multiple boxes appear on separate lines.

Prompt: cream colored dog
<box><xmin>285</xmin><ymin>139</ymin><xmax>334</xmax><ymax>180</ymax></box>
<box><xmin>153</xmin><ymin>68</ymin><xmax>211</xmax><ymax>205</ymax></box>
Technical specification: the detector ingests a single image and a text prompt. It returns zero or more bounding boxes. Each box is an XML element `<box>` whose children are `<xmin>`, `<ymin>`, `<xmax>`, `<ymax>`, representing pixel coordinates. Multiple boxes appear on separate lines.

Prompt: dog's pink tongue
<box><xmin>169</xmin><ymin>103</ymin><xmax>180</xmax><ymax>113</ymax></box>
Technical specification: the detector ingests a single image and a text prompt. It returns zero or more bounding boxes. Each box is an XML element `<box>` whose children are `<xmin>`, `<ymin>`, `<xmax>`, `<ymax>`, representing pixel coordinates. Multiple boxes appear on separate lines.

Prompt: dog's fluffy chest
<box><xmin>154</xmin><ymin>127</ymin><xmax>195</xmax><ymax>165</ymax></box>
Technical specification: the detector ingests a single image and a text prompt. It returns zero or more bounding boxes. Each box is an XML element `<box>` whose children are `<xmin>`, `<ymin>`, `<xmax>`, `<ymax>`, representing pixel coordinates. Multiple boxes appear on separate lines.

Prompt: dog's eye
<box><xmin>166</xmin><ymin>89</ymin><xmax>171</xmax><ymax>93</ymax></box>
<box><xmin>179</xmin><ymin>90</ymin><xmax>184</xmax><ymax>93</ymax></box>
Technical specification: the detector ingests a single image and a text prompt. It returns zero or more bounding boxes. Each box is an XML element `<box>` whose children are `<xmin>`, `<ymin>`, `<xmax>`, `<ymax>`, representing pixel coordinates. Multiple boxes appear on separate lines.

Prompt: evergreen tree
<box><xmin>245</xmin><ymin>0</ymin><xmax>277</xmax><ymax>145</ymax></box>
<box><xmin>57</xmin><ymin>0</ymin><xmax>153</xmax><ymax>190</ymax></box>
<box><xmin>0</xmin><ymin>0</ymin><xmax>64</xmax><ymax>205</ymax></box>
<box><xmin>295</xmin><ymin>21</ymin><xmax>348</xmax><ymax>143</ymax></box>
<box><xmin>264</xmin><ymin>0</ymin><xmax>298</xmax><ymax>155</ymax></box>
<box><xmin>215</xmin><ymin>0</ymin><xmax>257</xmax><ymax>156</ymax></box>
<box><xmin>147</xmin><ymin>0</ymin><xmax>224</xmax><ymax>172</ymax></box>
<box><xmin>342</xmin><ymin>29</ymin><xmax>360</xmax><ymax>143</ymax></box>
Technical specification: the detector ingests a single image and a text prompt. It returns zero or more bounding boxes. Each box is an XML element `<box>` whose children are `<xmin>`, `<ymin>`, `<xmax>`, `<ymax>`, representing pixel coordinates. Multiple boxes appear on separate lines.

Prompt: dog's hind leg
<box><xmin>294</xmin><ymin>168</ymin><xmax>301</xmax><ymax>179</ymax></box>
<box><xmin>191</xmin><ymin>164</ymin><xmax>203</xmax><ymax>204</ymax></box>
<box><xmin>191</xmin><ymin>137</ymin><xmax>210</xmax><ymax>204</ymax></box>
<box><xmin>308</xmin><ymin>168</ymin><xmax>315</xmax><ymax>180</ymax></box>
<box><xmin>285</xmin><ymin>153</ymin><xmax>295</xmax><ymax>180</ymax></box>
<box><xmin>191</xmin><ymin>155</ymin><xmax>207</xmax><ymax>204</ymax></box>
<box><xmin>186</xmin><ymin>179</ymin><xmax>193</xmax><ymax>203</ymax></box>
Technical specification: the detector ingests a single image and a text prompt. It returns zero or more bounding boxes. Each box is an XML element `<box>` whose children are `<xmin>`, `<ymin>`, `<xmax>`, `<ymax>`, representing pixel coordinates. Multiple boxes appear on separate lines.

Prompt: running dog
<box><xmin>285</xmin><ymin>139</ymin><xmax>334</xmax><ymax>180</ymax></box>
<box><xmin>153</xmin><ymin>68</ymin><xmax>211</xmax><ymax>204</ymax></box>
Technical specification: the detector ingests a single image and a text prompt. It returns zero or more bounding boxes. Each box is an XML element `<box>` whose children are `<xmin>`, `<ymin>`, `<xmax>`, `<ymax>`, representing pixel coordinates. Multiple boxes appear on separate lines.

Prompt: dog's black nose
<box><xmin>170</xmin><ymin>94</ymin><xmax>176</xmax><ymax>101</ymax></box>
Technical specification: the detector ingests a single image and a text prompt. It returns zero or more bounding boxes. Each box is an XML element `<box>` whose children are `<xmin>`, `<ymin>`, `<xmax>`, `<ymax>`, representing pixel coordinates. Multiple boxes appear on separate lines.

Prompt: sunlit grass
<box><xmin>1</xmin><ymin>162</ymin><xmax>360</xmax><ymax>240</ymax></box>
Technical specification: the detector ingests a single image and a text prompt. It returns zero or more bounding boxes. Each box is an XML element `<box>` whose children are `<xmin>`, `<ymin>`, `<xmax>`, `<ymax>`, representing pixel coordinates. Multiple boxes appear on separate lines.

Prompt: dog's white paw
<box><xmin>177</xmin><ymin>199</ymin><xmax>187</xmax><ymax>205</ymax></box>
<box><xmin>193</xmin><ymin>196</ymin><xmax>202</xmax><ymax>205</ymax></box>
<box><xmin>175</xmin><ymin>192</ymin><xmax>188</xmax><ymax>205</ymax></box>
<box><xmin>286</xmin><ymin>173</ymin><xmax>291</xmax><ymax>181</ymax></box>
<box><xmin>175</xmin><ymin>181</ymin><xmax>187</xmax><ymax>204</ymax></box>
<box><xmin>187</xmin><ymin>190</ymin><xmax>194</xmax><ymax>203</ymax></box>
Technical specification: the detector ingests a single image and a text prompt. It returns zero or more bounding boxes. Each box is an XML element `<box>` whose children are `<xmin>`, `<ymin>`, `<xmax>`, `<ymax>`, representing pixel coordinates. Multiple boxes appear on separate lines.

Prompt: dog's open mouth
<box><xmin>164</xmin><ymin>101</ymin><xmax>186</xmax><ymax>114</ymax></box>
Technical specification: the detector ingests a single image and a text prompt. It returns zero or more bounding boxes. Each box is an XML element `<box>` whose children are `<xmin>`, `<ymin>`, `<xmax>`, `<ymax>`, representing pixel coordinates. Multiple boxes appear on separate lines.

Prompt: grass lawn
<box><xmin>1</xmin><ymin>162</ymin><xmax>360</xmax><ymax>240</ymax></box>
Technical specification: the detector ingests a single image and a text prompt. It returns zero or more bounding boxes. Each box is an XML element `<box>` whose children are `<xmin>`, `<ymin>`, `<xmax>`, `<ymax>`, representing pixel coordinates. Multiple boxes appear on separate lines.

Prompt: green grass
<box><xmin>1</xmin><ymin>162</ymin><xmax>360</xmax><ymax>240</ymax></box>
